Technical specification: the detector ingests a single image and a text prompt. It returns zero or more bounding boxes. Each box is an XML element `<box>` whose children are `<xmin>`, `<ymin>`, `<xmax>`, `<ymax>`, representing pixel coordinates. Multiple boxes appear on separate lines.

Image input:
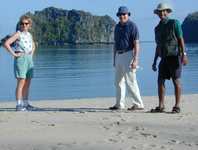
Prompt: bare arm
<box><xmin>152</xmin><ymin>46</ymin><xmax>160</xmax><ymax>71</ymax></box>
<box><xmin>178</xmin><ymin>37</ymin><xmax>185</xmax><ymax>54</ymax></box>
<box><xmin>131</xmin><ymin>40</ymin><xmax>140</xmax><ymax>69</ymax></box>
<box><xmin>4</xmin><ymin>32</ymin><xmax>20</xmax><ymax>57</ymax></box>
<box><xmin>178</xmin><ymin>37</ymin><xmax>188</xmax><ymax>65</ymax></box>
<box><xmin>153</xmin><ymin>46</ymin><xmax>159</xmax><ymax>65</ymax></box>
<box><xmin>32</xmin><ymin>39</ymin><xmax>36</xmax><ymax>56</ymax></box>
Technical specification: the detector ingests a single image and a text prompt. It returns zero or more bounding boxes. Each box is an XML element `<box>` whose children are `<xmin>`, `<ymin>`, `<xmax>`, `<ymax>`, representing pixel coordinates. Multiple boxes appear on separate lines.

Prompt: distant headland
<box><xmin>182</xmin><ymin>11</ymin><xmax>198</xmax><ymax>43</ymax></box>
<box><xmin>23</xmin><ymin>7</ymin><xmax>116</xmax><ymax>46</ymax></box>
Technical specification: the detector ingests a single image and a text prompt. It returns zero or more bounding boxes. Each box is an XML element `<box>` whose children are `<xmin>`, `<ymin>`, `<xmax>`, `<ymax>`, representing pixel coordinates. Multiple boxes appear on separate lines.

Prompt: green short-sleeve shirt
<box><xmin>174</xmin><ymin>19</ymin><xmax>183</xmax><ymax>39</ymax></box>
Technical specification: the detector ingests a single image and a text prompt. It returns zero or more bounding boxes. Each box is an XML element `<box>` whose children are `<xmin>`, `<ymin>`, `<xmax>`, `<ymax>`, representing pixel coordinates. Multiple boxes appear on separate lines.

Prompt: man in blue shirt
<box><xmin>109</xmin><ymin>6</ymin><xmax>144</xmax><ymax>110</ymax></box>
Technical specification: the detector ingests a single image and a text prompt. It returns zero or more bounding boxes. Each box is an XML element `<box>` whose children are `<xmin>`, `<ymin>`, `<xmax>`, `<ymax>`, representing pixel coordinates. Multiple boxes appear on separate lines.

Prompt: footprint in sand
<box><xmin>160</xmin><ymin>145</ymin><xmax>167</xmax><ymax>149</ymax></box>
<box><xmin>107</xmin><ymin>121</ymin><xmax>121</xmax><ymax>128</ymax></box>
<box><xmin>60</xmin><ymin>142</ymin><xmax>77</xmax><ymax>148</ymax></box>
<box><xmin>31</xmin><ymin>120</ymin><xmax>41</xmax><ymax>124</ymax></box>
<box><xmin>48</xmin><ymin>123</ymin><xmax>55</xmax><ymax>127</ymax></box>
<box><xmin>108</xmin><ymin>138</ymin><xmax>118</xmax><ymax>143</ymax></box>
<box><xmin>168</xmin><ymin>139</ymin><xmax>181</xmax><ymax>146</ymax></box>
<box><xmin>102</xmin><ymin>117</ymin><xmax>109</xmax><ymax>121</ymax></box>
<box><xmin>140</xmin><ymin>132</ymin><xmax>157</xmax><ymax>138</ymax></box>
<box><xmin>103</xmin><ymin>125</ymin><xmax>110</xmax><ymax>130</ymax></box>
<box><xmin>149</xmin><ymin>144</ymin><xmax>157</xmax><ymax>148</ymax></box>
<box><xmin>171</xmin><ymin>139</ymin><xmax>181</xmax><ymax>144</ymax></box>
<box><xmin>181</xmin><ymin>141</ymin><xmax>194</xmax><ymax>147</ymax></box>
<box><xmin>116</xmin><ymin>131</ymin><xmax>122</xmax><ymax>136</ymax></box>
<box><xmin>131</xmin><ymin>146</ymin><xmax>137</xmax><ymax>149</ymax></box>
<box><xmin>135</xmin><ymin>126</ymin><xmax>144</xmax><ymax>131</ymax></box>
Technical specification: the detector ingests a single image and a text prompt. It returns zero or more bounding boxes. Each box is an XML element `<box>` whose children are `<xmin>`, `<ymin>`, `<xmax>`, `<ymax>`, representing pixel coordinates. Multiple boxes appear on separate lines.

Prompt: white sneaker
<box><xmin>16</xmin><ymin>105</ymin><xmax>27</xmax><ymax>111</ymax></box>
<box><xmin>26</xmin><ymin>104</ymin><xmax>37</xmax><ymax>111</ymax></box>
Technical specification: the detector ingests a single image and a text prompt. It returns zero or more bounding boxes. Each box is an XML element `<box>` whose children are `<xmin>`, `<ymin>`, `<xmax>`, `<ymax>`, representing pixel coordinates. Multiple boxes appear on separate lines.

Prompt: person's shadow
<box><xmin>0</xmin><ymin>107</ymin><xmax>111</xmax><ymax>112</ymax></box>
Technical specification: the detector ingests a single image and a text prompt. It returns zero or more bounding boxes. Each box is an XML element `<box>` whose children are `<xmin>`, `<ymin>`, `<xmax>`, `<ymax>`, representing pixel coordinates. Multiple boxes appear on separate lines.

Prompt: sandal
<box><xmin>109</xmin><ymin>106</ymin><xmax>122</xmax><ymax>110</ymax></box>
<box><xmin>150</xmin><ymin>106</ymin><xmax>165</xmax><ymax>113</ymax></box>
<box><xmin>172</xmin><ymin>107</ymin><xmax>180</xmax><ymax>113</ymax></box>
<box><xmin>128</xmin><ymin>105</ymin><xmax>144</xmax><ymax>111</ymax></box>
<box><xmin>127</xmin><ymin>105</ymin><xmax>144</xmax><ymax>111</ymax></box>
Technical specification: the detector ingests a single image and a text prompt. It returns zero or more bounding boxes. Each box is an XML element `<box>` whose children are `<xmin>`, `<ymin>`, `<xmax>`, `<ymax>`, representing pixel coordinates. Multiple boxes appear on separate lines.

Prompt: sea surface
<box><xmin>0</xmin><ymin>42</ymin><xmax>197</xmax><ymax>101</ymax></box>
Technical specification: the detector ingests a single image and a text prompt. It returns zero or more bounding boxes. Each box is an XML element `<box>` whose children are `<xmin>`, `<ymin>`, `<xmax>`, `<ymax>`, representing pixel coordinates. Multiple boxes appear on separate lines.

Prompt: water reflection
<box><xmin>32</xmin><ymin>45</ymin><xmax>114</xmax><ymax>100</ymax></box>
<box><xmin>0</xmin><ymin>43</ymin><xmax>197</xmax><ymax>101</ymax></box>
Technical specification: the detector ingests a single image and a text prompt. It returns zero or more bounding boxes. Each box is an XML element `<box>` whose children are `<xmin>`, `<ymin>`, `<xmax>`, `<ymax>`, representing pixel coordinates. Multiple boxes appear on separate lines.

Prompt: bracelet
<box><xmin>183</xmin><ymin>52</ymin><xmax>187</xmax><ymax>56</ymax></box>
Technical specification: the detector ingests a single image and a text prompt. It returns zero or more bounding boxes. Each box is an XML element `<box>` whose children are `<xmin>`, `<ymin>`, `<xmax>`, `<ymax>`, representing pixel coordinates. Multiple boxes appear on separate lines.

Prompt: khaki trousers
<box><xmin>115</xmin><ymin>51</ymin><xmax>144</xmax><ymax>108</ymax></box>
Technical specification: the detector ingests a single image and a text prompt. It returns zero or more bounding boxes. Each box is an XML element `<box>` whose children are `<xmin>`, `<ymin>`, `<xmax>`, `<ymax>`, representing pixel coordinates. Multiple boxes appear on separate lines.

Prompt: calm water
<box><xmin>0</xmin><ymin>43</ymin><xmax>197</xmax><ymax>101</ymax></box>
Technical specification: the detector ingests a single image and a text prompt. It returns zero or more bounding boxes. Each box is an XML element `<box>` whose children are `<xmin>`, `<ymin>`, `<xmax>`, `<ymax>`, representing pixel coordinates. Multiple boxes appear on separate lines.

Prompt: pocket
<box><xmin>15</xmin><ymin>56</ymin><xmax>25</xmax><ymax>65</ymax></box>
<box><xmin>27</xmin><ymin>55</ymin><xmax>34</xmax><ymax>66</ymax></box>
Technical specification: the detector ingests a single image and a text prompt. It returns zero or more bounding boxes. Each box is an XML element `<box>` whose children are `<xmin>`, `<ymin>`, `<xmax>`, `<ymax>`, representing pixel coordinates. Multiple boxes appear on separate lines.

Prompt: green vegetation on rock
<box><xmin>23</xmin><ymin>7</ymin><xmax>116</xmax><ymax>46</ymax></box>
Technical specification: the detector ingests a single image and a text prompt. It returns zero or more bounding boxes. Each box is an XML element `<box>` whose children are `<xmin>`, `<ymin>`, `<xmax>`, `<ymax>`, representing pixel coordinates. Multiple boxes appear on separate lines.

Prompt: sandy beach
<box><xmin>0</xmin><ymin>94</ymin><xmax>198</xmax><ymax>150</ymax></box>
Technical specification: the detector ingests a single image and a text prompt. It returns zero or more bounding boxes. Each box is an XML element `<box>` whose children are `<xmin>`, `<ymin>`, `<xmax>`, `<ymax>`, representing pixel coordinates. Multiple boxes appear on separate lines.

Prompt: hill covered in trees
<box><xmin>182</xmin><ymin>12</ymin><xmax>198</xmax><ymax>43</ymax></box>
<box><xmin>25</xmin><ymin>7</ymin><xmax>116</xmax><ymax>46</ymax></box>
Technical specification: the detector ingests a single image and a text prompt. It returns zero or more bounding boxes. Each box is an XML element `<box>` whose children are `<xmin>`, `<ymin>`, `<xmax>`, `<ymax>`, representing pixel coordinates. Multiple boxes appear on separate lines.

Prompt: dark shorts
<box><xmin>158</xmin><ymin>56</ymin><xmax>182</xmax><ymax>80</ymax></box>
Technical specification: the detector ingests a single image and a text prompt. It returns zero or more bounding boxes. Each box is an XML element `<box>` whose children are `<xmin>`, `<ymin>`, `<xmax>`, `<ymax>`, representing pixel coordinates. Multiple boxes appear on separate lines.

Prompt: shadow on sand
<box><xmin>0</xmin><ymin>107</ymin><xmax>112</xmax><ymax>112</ymax></box>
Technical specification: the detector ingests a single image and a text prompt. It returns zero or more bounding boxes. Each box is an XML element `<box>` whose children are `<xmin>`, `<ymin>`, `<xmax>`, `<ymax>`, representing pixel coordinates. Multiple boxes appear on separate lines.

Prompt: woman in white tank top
<box><xmin>4</xmin><ymin>15</ymin><xmax>36</xmax><ymax>111</ymax></box>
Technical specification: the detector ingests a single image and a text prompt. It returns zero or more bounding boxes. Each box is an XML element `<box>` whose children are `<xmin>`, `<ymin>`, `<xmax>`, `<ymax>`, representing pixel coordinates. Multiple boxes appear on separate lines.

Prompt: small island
<box><xmin>182</xmin><ymin>12</ymin><xmax>198</xmax><ymax>43</ymax></box>
<box><xmin>24</xmin><ymin>7</ymin><xmax>116</xmax><ymax>46</ymax></box>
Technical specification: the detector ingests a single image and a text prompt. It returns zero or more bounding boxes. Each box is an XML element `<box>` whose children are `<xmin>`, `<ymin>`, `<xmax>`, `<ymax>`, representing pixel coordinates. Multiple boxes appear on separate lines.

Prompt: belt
<box><xmin>116</xmin><ymin>50</ymin><xmax>131</xmax><ymax>54</ymax></box>
<box><xmin>15</xmin><ymin>51</ymin><xmax>32</xmax><ymax>55</ymax></box>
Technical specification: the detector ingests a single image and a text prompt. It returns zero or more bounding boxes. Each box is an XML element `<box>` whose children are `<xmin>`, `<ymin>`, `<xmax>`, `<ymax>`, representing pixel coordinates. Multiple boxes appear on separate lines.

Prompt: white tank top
<box><xmin>15</xmin><ymin>31</ymin><xmax>33</xmax><ymax>53</ymax></box>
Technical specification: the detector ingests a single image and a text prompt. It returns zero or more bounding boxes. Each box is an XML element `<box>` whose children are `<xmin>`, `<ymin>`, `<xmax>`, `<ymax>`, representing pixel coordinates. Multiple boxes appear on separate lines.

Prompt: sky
<box><xmin>0</xmin><ymin>0</ymin><xmax>197</xmax><ymax>41</ymax></box>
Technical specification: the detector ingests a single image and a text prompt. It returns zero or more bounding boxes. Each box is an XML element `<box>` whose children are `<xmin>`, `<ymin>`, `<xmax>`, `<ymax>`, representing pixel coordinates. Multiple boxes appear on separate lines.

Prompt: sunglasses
<box><xmin>118</xmin><ymin>13</ymin><xmax>127</xmax><ymax>16</ymax></box>
<box><xmin>20</xmin><ymin>22</ymin><xmax>29</xmax><ymax>26</ymax></box>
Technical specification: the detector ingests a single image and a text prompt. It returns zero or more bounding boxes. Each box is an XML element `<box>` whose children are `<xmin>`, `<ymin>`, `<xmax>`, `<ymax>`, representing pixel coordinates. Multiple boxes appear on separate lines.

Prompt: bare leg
<box><xmin>172</xmin><ymin>78</ymin><xmax>181</xmax><ymax>107</ymax></box>
<box><xmin>22</xmin><ymin>78</ymin><xmax>31</xmax><ymax>100</ymax></box>
<box><xmin>158</xmin><ymin>78</ymin><xmax>165</xmax><ymax>108</ymax></box>
<box><xmin>16</xmin><ymin>78</ymin><xmax>26</xmax><ymax>101</ymax></box>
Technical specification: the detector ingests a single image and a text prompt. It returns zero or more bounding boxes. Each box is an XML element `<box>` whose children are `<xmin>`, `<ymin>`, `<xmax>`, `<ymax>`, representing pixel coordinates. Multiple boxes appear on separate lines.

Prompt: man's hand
<box><xmin>152</xmin><ymin>63</ymin><xmax>157</xmax><ymax>72</ymax></box>
<box><xmin>131</xmin><ymin>59</ymin><xmax>138</xmax><ymax>69</ymax></box>
<box><xmin>181</xmin><ymin>54</ymin><xmax>188</xmax><ymax>66</ymax></box>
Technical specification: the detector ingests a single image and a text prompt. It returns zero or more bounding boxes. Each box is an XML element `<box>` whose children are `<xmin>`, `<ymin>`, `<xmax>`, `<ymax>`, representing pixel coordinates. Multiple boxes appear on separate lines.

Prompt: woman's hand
<box><xmin>13</xmin><ymin>52</ymin><xmax>22</xmax><ymax>58</ymax></box>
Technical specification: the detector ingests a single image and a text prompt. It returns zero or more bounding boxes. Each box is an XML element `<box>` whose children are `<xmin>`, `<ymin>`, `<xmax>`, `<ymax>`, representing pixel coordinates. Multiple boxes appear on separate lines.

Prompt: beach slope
<box><xmin>0</xmin><ymin>95</ymin><xmax>198</xmax><ymax>150</ymax></box>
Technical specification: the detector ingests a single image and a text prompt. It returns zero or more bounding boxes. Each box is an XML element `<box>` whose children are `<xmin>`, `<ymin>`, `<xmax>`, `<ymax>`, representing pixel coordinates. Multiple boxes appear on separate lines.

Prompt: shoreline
<box><xmin>0</xmin><ymin>93</ymin><xmax>196</xmax><ymax>103</ymax></box>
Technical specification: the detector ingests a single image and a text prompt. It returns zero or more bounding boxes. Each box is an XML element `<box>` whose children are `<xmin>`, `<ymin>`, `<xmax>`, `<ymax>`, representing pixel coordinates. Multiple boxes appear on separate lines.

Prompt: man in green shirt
<box><xmin>151</xmin><ymin>3</ymin><xmax>188</xmax><ymax>113</ymax></box>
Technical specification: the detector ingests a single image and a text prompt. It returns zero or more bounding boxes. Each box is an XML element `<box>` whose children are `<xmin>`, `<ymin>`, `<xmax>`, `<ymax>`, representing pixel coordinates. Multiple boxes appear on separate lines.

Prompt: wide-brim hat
<box><xmin>116</xmin><ymin>6</ymin><xmax>131</xmax><ymax>17</ymax></box>
<box><xmin>154</xmin><ymin>3</ymin><xmax>172</xmax><ymax>14</ymax></box>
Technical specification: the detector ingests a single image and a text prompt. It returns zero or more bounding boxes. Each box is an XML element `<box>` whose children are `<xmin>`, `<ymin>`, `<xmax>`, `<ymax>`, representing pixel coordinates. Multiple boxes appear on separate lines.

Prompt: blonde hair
<box><xmin>19</xmin><ymin>15</ymin><xmax>32</xmax><ymax>27</ymax></box>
